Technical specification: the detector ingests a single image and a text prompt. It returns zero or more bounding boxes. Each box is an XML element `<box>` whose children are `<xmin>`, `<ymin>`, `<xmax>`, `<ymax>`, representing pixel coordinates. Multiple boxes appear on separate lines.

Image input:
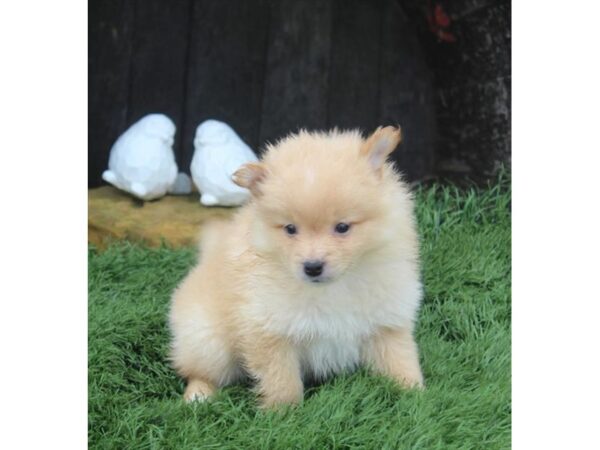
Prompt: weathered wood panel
<box><xmin>88</xmin><ymin>0</ymin><xmax>134</xmax><ymax>187</ymax></box>
<box><xmin>399</xmin><ymin>0</ymin><xmax>511</xmax><ymax>180</ymax></box>
<box><xmin>416</xmin><ymin>0</ymin><xmax>511</xmax><ymax>90</ymax></box>
<box><xmin>326</xmin><ymin>0</ymin><xmax>382</xmax><ymax>132</ymax></box>
<box><xmin>127</xmin><ymin>0</ymin><xmax>191</xmax><ymax>165</ymax></box>
<box><xmin>259</xmin><ymin>0</ymin><xmax>334</xmax><ymax>148</ymax></box>
<box><xmin>431</xmin><ymin>2</ymin><xmax>511</xmax><ymax>180</ymax></box>
<box><xmin>436</xmin><ymin>76</ymin><xmax>511</xmax><ymax>177</ymax></box>
<box><xmin>181</xmin><ymin>0</ymin><xmax>270</xmax><ymax>170</ymax></box>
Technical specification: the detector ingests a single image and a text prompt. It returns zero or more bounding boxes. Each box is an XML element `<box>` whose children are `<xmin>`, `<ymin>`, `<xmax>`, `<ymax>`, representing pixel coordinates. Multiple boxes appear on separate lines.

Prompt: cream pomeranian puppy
<box><xmin>169</xmin><ymin>126</ymin><xmax>424</xmax><ymax>408</ymax></box>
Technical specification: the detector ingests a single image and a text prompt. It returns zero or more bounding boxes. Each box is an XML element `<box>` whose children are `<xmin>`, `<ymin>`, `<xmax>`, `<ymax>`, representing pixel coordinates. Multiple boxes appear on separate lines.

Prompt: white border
<box><xmin>0</xmin><ymin>1</ymin><xmax>87</xmax><ymax>448</ymax></box>
<box><xmin>2</xmin><ymin>0</ymin><xmax>600</xmax><ymax>448</ymax></box>
<box><xmin>513</xmin><ymin>1</ymin><xmax>600</xmax><ymax>448</ymax></box>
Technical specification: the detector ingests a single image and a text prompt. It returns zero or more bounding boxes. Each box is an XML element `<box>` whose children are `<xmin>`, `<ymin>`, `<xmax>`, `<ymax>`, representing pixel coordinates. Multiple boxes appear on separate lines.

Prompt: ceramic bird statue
<box><xmin>190</xmin><ymin>119</ymin><xmax>258</xmax><ymax>206</ymax></box>
<box><xmin>102</xmin><ymin>114</ymin><xmax>191</xmax><ymax>200</ymax></box>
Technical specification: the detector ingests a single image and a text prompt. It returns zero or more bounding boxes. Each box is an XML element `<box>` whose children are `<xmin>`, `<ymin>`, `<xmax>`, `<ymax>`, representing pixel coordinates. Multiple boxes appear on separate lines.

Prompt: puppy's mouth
<box><xmin>301</xmin><ymin>273</ymin><xmax>333</xmax><ymax>284</ymax></box>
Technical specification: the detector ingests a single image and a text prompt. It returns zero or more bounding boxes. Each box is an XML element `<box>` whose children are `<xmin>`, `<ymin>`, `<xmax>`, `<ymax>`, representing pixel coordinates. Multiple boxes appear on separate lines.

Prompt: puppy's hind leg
<box><xmin>171</xmin><ymin>324</ymin><xmax>239</xmax><ymax>403</ymax></box>
<box><xmin>169</xmin><ymin>299</ymin><xmax>241</xmax><ymax>403</ymax></box>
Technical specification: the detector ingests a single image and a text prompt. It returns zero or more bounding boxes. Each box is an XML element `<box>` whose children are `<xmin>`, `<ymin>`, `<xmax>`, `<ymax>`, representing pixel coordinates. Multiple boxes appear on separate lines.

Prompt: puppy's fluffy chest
<box><xmin>244</xmin><ymin>265</ymin><xmax>421</xmax><ymax>379</ymax></box>
<box><xmin>297</xmin><ymin>334</ymin><xmax>363</xmax><ymax>380</ymax></box>
<box><xmin>263</xmin><ymin>297</ymin><xmax>374</xmax><ymax>379</ymax></box>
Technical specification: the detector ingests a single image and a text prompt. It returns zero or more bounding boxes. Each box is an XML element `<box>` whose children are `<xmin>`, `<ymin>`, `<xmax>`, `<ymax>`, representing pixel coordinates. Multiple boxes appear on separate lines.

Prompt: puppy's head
<box><xmin>233</xmin><ymin>126</ymin><xmax>404</xmax><ymax>284</ymax></box>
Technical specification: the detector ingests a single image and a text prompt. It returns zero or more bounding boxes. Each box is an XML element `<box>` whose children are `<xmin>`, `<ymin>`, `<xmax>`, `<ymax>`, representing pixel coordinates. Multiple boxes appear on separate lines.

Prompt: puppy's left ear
<box><xmin>232</xmin><ymin>162</ymin><xmax>267</xmax><ymax>196</ymax></box>
<box><xmin>360</xmin><ymin>126</ymin><xmax>402</xmax><ymax>173</ymax></box>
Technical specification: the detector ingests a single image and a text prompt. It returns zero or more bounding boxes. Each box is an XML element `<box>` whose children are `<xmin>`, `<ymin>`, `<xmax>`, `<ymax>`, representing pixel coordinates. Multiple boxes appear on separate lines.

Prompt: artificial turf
<box><xmin>88</xmin><ymin>175</ymin><xmax>511</xmax><ymax>449</ymax></box>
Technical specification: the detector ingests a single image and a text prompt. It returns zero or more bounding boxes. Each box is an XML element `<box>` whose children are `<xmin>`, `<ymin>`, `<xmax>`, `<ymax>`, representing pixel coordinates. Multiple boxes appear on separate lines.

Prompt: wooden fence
<box><xmin>89</xmin><ymin>0</ymin><xmax>510</xmax><ymax>187</ymax></box>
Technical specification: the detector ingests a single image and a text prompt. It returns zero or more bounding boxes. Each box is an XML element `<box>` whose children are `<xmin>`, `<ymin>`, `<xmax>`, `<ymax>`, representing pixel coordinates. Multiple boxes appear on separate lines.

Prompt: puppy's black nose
<box><xmin>303</xmin><ymin>260</ymin><xmax>324</xmax><ymax>278</ymax></box>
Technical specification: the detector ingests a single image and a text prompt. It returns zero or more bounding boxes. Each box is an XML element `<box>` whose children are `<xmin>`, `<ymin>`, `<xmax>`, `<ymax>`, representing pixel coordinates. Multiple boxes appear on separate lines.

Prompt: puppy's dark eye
<box><xmin>335</xmin><ymin>222</ymin><xmax>351</xmax><ymax>234</ymax></box>
<box><xmin>284</xmin><ymin>224</ymin><xmax>297</xmax><ymax>235</ymax></box>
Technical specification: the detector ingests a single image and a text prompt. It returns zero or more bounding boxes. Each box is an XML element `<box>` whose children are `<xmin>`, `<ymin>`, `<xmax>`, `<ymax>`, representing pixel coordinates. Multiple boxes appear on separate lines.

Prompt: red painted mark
<box><xmin>434</xmin><ymin>4</ymin><xmax>451</xmax><ymax>27</ymax></box>
<box><xmin>427</xmin><ymin>2</ymin><xmax>457</xmax><ymax>43</ymax></box>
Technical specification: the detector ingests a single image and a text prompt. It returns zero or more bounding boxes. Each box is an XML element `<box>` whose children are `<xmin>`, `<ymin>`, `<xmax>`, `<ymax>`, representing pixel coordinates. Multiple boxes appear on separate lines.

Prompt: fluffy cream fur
<box><xmin>169</xmin><ymin>126</ymin><xmax>424</xmax><ymax>408</ymax></box>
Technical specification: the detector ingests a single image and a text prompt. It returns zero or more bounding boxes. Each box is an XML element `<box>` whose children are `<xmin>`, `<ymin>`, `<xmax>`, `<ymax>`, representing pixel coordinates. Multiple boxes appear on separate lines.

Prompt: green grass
<box><xmin>89</xmin><ymin>175</ymin><xmax>511</xmax><ymax>449</ymax></box>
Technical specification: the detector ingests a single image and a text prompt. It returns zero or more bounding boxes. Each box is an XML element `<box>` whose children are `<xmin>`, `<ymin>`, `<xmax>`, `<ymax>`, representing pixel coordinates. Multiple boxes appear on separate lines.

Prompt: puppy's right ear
<box><xmin>232</xmin><ymin>162</ymin><xmax>267</xmax><ymax>196</ymax></box>
<box><xmin>360</xmin><ymin>126</ymin><xmax>402</xmax><ymax>174</ymax></box>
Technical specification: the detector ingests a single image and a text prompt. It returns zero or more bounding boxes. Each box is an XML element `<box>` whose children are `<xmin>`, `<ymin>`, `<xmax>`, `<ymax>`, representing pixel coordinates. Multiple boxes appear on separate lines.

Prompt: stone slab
<box><xmin>88</xmin><ymin>186</ymin><xmax>237</xmax><ymax>249</ymax></box>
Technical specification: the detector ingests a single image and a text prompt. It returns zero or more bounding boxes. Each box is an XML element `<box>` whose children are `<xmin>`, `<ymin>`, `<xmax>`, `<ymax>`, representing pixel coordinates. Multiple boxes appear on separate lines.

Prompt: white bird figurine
<box><xmin>191</xmin><ymin>119</ymin><xmax>258</xmax><ymax>206</ymax></box>
<box><xmin>102</xmin><ymin>114</ymin><xmax>191</xmax><ymax>200</ymax></box>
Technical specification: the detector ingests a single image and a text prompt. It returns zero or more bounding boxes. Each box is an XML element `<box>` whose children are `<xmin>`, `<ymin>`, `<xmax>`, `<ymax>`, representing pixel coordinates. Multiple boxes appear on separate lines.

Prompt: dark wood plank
<box><xmin>88</xmin><ymin>0</ymin><xmax>134</xmax><ymax>187</ymax></box>
<box><xmin>181</xmin><ymin>0</ymin><xmax>270</xmax><ymax>170</ymax></box>
<box><xmin>379</xmin><ymin>0</ymin><xmax>436</xmax><ymax>180</ymax></box>
<box><xmin>259</xmin><ymin>0</ymin><xmax>334</xmax><ymax>148</ymax></box>
<box><xmin>127</xmin><ymin>0</ymin><xmax>191</xmax><ymax>166</ymax></box>
<box><xmin>327</xmin><ymin>0</ymin><xmax>382</xmax><ymax>132</ymax></box>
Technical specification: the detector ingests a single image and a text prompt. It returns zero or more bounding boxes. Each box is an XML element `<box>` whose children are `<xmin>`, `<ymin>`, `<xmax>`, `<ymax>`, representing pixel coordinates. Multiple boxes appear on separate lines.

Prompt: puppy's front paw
<box><xmin>183</xmin><ymin>378</ymin><xmax>215</xmax><ymax>403</ymax></box>
<box><xmin>394</xmin><ymin>372</ymin><xmax>425</xmax><ymax>390</ymax></box>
